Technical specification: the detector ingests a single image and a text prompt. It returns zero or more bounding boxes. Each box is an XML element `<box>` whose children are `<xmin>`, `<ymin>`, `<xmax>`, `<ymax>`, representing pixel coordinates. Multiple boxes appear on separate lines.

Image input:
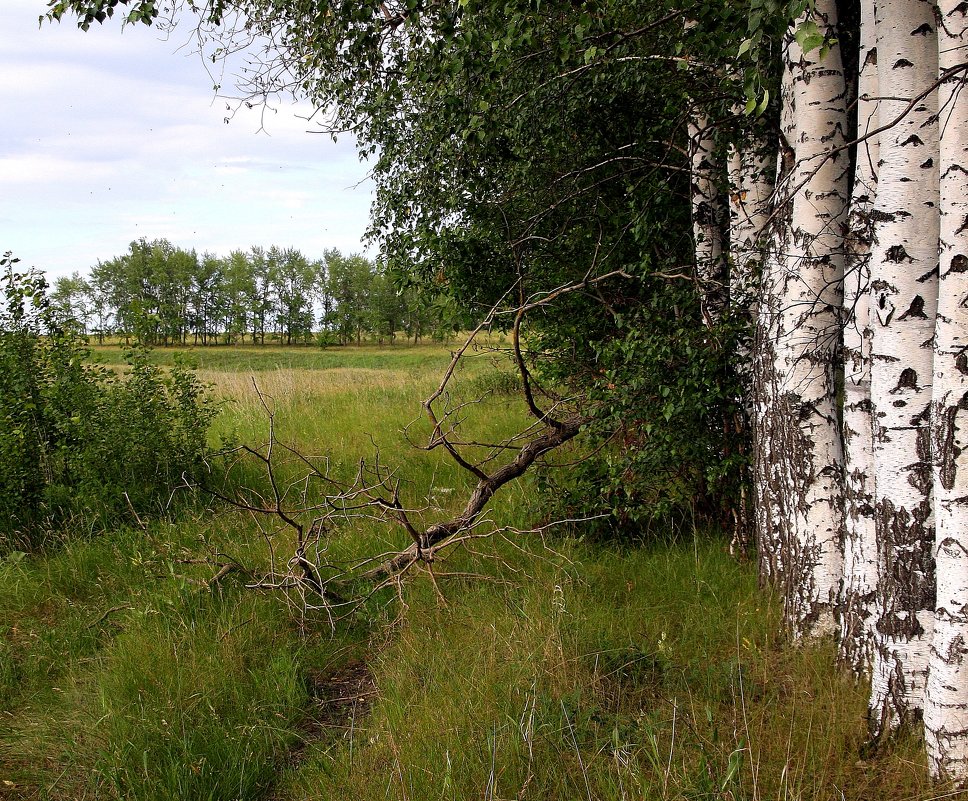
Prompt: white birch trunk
<box><xmin>690</xmin><ymin>110</ymin><xmax>727</xmax><ymax>324</ymax></box>
<box><xmin>752</xmin><ymin>40</ymin><xmax>797</xmax><ymax>589</ymax></box>
<box><xmin>840</xmin><ymin>0</ymin><xmax>880</xmax><ymax>676</ymax></box>
<box><xmin>729</xmin><ymin>120</ymin><xmax>776</xmax><ymax>344</ymax></box>
<box><xmin>729</xmin><ymin>118</ymin><xmax>775</xmax><ymax>554</ymax></box>
<box><xmin>924</xmin><ymin>0</ymin><xmax>968</xmax><ymax>779</ymax></box>
<box><xmin>867</xmin><ymin>0</ymin><xmax>939</xmax><ymax>740</ymax></box>
<box><xmin>770</xmin><ymin>0</ymin><xmax>849</xmax><ymax>637</ymax></box>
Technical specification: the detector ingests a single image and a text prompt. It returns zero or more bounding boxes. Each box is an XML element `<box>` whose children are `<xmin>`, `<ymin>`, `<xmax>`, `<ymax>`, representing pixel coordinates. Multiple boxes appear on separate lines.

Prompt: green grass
<box><xmin>0</xmin><ymin>344</ymin><xmax>957</xmax><ymax>801</ymax></box>
<box><xmin>271</xmin><ymin>539</ymin><xmax>941</xmax><ymax>801</ymax></box>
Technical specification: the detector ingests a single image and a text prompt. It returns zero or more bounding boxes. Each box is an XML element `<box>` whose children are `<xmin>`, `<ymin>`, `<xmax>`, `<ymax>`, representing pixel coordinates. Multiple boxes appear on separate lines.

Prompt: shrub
<box><xmin>537</xmin><ymin>284</ymin><xmax>745</xmax><ymax>538</ymax></box>
<box><xmin>0</xmin><ymin>255</ymin><xmax>216</xmax><ymax>551</ymax></box>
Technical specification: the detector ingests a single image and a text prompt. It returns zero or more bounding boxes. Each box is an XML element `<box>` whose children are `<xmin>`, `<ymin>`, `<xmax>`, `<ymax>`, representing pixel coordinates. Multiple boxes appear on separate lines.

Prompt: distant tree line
<box><xmin>51</xmin><ymin>239</ymin><xmax>469</xmax><ymax>346</ymax></box>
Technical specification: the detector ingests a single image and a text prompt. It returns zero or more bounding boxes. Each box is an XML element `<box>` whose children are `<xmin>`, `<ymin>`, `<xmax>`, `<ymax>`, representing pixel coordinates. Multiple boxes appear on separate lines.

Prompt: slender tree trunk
<box><xmin>753</xmin><ymin>34</ymin><xmax>798</xmax><ymax>590</ymax></box>
<box><xmin>729</xmin><ymin>117</ymin><xmax>775</xmax><ymax>553</ymax></box>
<box><xmin>840</xmin><ymin>0</ymin><xmax>880</xmax><ymax>675</ymax></box>
<box><xmin>690</xmin><ymin>109</ymin><xmax>727</xmax><ymax>324</ymax></box>
<box><xmin>769</xmin><ymin>1</ymin><xmax>850</xmax><ymax>637</ymax></box>
<box><xmin>729</xmin><ymin>117</ymin><xmax>776</xmax><ymax>369</ymax></box>
<box><xmin>925</xmin><ymin>1</ymin><xmax>968</xmax><ymax>779</ymax></box>
<box><xmin>867</xmin><ymin>0</ymin><xmax>939</xmax><ymax>741</ymax></box>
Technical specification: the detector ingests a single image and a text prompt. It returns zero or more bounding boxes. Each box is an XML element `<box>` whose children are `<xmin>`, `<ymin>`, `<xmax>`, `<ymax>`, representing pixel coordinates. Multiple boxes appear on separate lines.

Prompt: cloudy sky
<box><xmin>1</xmin><ymin>0</ymin><xmax>374</xmax><ymax>280</ymax></box>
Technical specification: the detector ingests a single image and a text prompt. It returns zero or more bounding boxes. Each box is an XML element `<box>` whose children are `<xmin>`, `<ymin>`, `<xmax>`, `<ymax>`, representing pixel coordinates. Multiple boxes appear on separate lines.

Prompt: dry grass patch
<box><xmin>201</xmin><ymin>367</ymin><xmax>431</xmax><ymax>402</ymax></box>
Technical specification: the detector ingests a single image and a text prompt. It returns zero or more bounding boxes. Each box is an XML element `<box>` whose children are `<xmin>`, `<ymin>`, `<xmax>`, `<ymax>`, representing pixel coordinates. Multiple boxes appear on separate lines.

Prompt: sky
<box><xmin>0</xmin><ymin>0</ymin><xmax>375</xmax><ymax>280</ymax></box>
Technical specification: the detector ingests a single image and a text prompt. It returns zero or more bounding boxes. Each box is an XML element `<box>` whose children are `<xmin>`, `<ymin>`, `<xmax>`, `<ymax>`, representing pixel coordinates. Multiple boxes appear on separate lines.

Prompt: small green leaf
<box><xmin>755</xmin><ymin>89</ymin><xmax>770</xmax><ymax>115</ymax></box>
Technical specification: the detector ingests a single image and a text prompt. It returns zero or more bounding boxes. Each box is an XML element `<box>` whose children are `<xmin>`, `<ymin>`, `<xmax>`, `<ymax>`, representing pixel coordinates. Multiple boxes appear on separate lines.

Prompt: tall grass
<box><xmin>269</xmin><ymin>537</ymin><xmax>943</xmax><ymax>801</ymax></box>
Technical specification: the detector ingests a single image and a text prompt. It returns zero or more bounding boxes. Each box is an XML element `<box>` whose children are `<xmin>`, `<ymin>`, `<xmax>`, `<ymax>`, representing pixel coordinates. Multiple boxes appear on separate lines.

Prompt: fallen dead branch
<box><xmin>192</xmin><ymin>270</ymin><xmax>629</xmax><ymax>615</ymax></box>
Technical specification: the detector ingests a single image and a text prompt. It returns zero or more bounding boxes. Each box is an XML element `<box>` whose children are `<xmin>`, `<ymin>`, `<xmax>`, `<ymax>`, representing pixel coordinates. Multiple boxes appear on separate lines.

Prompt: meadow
<box><xmin>0</xmin><ymin>343</ymin><xmax>951</xmax><ymax>800</ymax></box>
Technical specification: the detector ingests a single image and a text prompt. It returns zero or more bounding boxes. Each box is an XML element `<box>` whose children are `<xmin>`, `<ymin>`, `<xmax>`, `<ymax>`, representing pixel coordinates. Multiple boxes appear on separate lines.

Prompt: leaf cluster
<box><xmin>0</xmin><ymin>255</ymin><xmax>216</xmax><ymax>551</ymax></box>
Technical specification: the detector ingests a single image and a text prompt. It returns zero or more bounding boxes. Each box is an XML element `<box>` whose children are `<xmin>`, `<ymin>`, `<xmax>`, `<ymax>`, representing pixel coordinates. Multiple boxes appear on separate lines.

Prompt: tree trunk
<box><xmin>769</xmin><ymin>1</ymin><xmax>850</xmax><ymax>637</ymax></box>
<box><xmin>689</xmin><ymin>109</ymin><xmax>727</xmax><ymax>324</ymax></box>
<box><xmin>867</xmin><ymin>0</ymin><xmax>939</xmax><ymax>741</ymax></box>
<box><xmin>753</xmin><ymin>32</ymin><xmax>797</xmax><ymax>591</ymax></box>
<box><xmin>924</xmin><ymin>0</ymin><xmax>968</xmax><ymax>779</ymax></box>
<box><xmin>729</xmin><ymin>116</ymin><xmax>775</xmax><ymax>553</ymax></box>
<box><xmin>728</xmin><ymin>117</ymin><xmax>775</xmax><ymax>370</ymax></box>
<box><xmin>840</xmin><ymin>0</ymin><xmax>880</xmax><ymax>676</ymax></box>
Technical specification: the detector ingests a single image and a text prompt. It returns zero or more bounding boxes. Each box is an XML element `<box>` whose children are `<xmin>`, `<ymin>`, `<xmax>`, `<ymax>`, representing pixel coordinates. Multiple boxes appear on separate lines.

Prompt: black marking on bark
<box><xmin>875</xmin><ymin>493</ymin><xmax>936</xmax><ymax>618</ymax></box>
<box><xmin>893</xmin><ymin>400</ymin><xmax>908</xmax><ymax>407</ymax></box>
<box><xmin>898</xmin><ymin>295</ymin><xmax>928</xmax><ymax>320</ymax></box>
<box><xmin>938</xmin><ymin>402</ymin><xmax>961</xmax><ymax>491</ymax></box>
<box><xmin>920</xmin><ymin>158</ymin><xmax>934</xmax><ymax>169</ymax></box>
<box><xmin>877</xmin><ymin>291</ymin><xmax>895</xmax><ymax>326</ymax></box>
<box><xmin>914</xmin><ymin>400</ymin><xmax>933</xmax><ymax>427</ymax></box>
<box><xmin>893</xmin><ymin>368</ymin><xmax>920</xmax><ymax>393</ymax></box>
<box><xmin>871</xmin><ymin>209</ymin><xmax>897</xmax><ymax>222</ymax></box>
<box><xmin>876</xmin><ymin>610</ymin><xmax>925</xmax><ymax>637</ymax></box>
<box><xmin>916</xmin><ymin>430</ymin><xmax>934</xmax><ymax>476</ymax></box>
<box><xmin>956</xmin><ymin>351</ymin><xmax>968</xmax><ymax>375</ymax></box>
<box><xmin>917</xmin><ymin>265</ymin><xmax>939</xmax><ymax>283</ymax></box>
<box><xmin>911</xmin><ymin>23</ymin><xmax>934</xmax><ymax>36</ymax></box>
<box><xmin>950</xmin><ymin>254</ymin><xmax>968</xmax><ymax>274</ymax></box>
<box><xmin>956</xmin><ymin>215</ymin><xmax>968</xmax><ymax>236</ymax></box>
<box><xmin>887</xmin><ymin>245</ymin><xmax>914</xmax><ymax>263</ymax></box>
<box><xmin>864</xmin><ymin>47</ymin><xmax>878</xmax><ymax>69</ymax></box>
<box><xmin>893</xmin><ymin>58</ymin><xmax>915</xmax><ymax>68</ymax></box>
<box><xmin>900</xmin><ymin>134</ymin><xmax>925</xmax><ymax>147</ymax></box>
<box><xmin>947</xmin><ymin>635</ymin><xmax>966</xmax><ymax>665</ymax></box>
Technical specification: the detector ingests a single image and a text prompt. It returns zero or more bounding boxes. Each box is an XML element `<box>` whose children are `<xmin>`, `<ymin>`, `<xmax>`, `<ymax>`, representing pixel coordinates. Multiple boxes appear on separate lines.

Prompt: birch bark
<box><xmin>690</xmin><ymin>110</ymin><xmax>727</xmax><ymax>324</ymax></box>
<box><xmin>752</xmin><ymin>38</ymin><xmax>796</xmax><ymax>589</ymax></box>
<box><xmin>867</xmin><ymin>0</ymin><xmax>939</xmax><ymax>740</ymax></box>
<box><xmin>728</xmin><ymin>117</ymin><xmax>775</xmax><ymax>554</ymax></box>
<box><xmin>770</xmin><ymin>0</ymin><xmax>849</xmax><ymax>636</ymax></box>
<box><xmin>924</xmin><ymin>0</ymin><xmax>968</xmax><ymax>779</ymax></box>
<box><xmin>729</xmin><ymin>119</ymin><xmax>776</xmax><ymax>351</ymax></box>
<box><xmin>840</xmin><ymin>0</ymin><xmax>879</xmax><ymax>676</ymax></box>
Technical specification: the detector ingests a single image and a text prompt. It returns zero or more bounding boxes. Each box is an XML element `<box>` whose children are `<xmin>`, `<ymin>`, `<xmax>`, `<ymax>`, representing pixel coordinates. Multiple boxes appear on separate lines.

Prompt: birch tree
<box><xmin>764</xmin><ymin>0</ymin><xmax>849</xmax><ymax>636</ymax></box>
<box><xmin>751</xmin><ymin>38</ymin><xmax>796</xmax><ymax>589</ymax></box>
<box><xmin>840</xmin><ymin>0</ymin><xmax>880</xmax><ymax>675</ymax></box>
<box><xmin>925</xmin><ymin>0</ymin><xmax>968</xmax><ymax>779</ymax></box>
<box><xmin>867</xmin><ymin>0</ymin><xmax>939</xmax><ymax>739</ymax></box>
<box><xmin>690</xmin><ymin>110</ymin><xmax>727</xmax><ymax>325</ymax></box>
<box><xmin>728</xmin><ymin>118</ymin><xmax>775</xmax><ymax>376</ymax></box>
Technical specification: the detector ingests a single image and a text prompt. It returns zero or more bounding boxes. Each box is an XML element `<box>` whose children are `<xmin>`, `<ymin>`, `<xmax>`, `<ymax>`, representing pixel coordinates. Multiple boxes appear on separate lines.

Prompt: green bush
<box><xmin>0</xmin><ymin>255</ymin><xmax>216</xmax><ymax>551</ymax></box>
<box><xmin>537</xmin><ymin>282</ymin><xmax>745</xmax><ymax>538</ymax></box>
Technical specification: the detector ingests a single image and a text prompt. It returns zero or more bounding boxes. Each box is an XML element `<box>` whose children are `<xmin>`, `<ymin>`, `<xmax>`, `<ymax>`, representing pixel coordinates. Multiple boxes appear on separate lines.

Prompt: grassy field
<box><xmin>0</xmin><ymin>343</ymin><xmax>956</xmax><ymax>800</ymax></box>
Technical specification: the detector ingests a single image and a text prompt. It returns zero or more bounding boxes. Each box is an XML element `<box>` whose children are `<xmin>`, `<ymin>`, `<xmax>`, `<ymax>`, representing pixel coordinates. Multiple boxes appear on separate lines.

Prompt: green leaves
<box><xmin>0</xmin><ymin>262</ymin><xmax>215</xmax><ymax>551</ymax></box>
<box><xmin>794</xmin><ymin>18</ymin><xmax>825</xmax><ymax>53</ymax></box>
